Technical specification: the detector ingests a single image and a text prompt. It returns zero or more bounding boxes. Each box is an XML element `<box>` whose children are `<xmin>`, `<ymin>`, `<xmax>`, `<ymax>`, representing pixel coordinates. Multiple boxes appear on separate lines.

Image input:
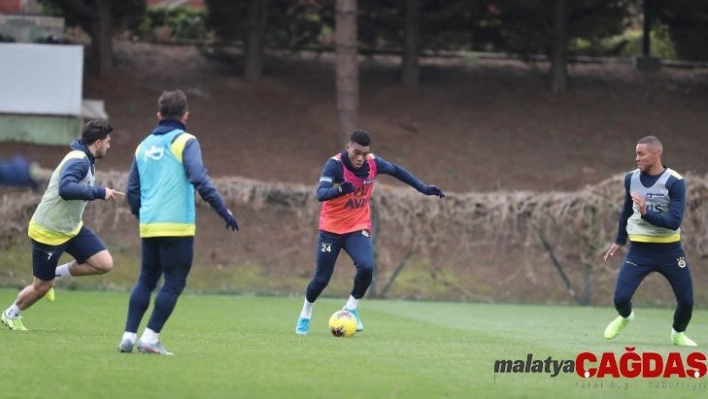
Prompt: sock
<box><xmin>300</xmin><ymin>299</ymin><xmax>314</xmax><ymax>319</ymax></box>
<box><xmin>345</xmin><ymin>295</ymin><xmax>359</xmax><ymax>310</ymax></box>
<box><xmin>55</xmin><ymin>263</ymin><xmax>72</xmax><ymax>279</ymax></box>
<box><xmin>4</xmin><ymin>304</ymin><xmax>21</xmax><ymax>319</ymax></box>
<box><xmin>625</xmin><ymin>311</ymin><xmax>635</xmax><ymax>321</ymax></box>
<box><xmin>672</xmin><ymin>328</ymin><xmax>683</xmax><ymax>335</ymax></box>
<box><xmin>140</xmin><ymin>328</ymin><xmax>159</xmax><ymax>345</ymax></box>
<box><xmin>122</xmin><ymin>332</ymin><xmax>138</xmax><ymax>344</ymax></box>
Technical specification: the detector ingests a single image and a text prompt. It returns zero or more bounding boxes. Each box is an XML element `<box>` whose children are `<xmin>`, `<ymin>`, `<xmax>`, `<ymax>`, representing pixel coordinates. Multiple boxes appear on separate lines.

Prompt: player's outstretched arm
<box><xmin>375</xmin><ymin>156</ymin><xmax>445</xmax><ymax>198</ymax></box>
<box><xmin>58</xmin><ymin>158</ymin><xmax>106</xmax><ymax>201</ymax></box>
<box><xmin>605</xmin><ymin>173</ymin><xmax>635</xmax><ymax>262</ymax></box>
<box><xmin>613</xmin><ymin>173</ymin><xmax>634</xmax><ymax>246</ymax></box>
<box><xmin>104</xmin><ymin>188</ymin><xmax>124</xmax><ymax>201</ymax></box>
<box><xmin>603</xmin><ymin>242</ymin><xmax>624</xmax><ymax>262</ymax></box>
<box><xmin>181</xmin><ymin>138</ymin><xmax>238</xmax><ymax>231</ymax></box>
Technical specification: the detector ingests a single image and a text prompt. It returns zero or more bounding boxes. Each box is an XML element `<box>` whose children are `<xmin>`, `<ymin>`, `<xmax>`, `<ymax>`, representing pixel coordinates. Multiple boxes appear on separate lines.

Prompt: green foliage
<box><xmin>39</xmin><ymin>1</ymin><xmax>64</xmax><ymax>18</ymax></box>
<box><xmin>204</xmin><ymin>0</ymin><xmax>248</xmax><ymax>42</ymax></box>
<box><xmin>656</xmin><ymin>0</ymin><xmax>708</xmax><ymax>61</ymax></box>
<box><xmin>470</xmin><ymin>15</ymin><xmax>505</xmax><ymax>52</ymax></box>
<box><xmin>41</xmin><ymin>0</ymin><xmax>146</xmax><ymax>32</ymax></box>
<box><xmin>469</xmin><ymin>0</ymin><xmax>698</xmax><ymax>61</ymax></box>
<box><xmin>136</xmin><ymin>6</ymin><xmax>210</xmax><ymax>41</ymax></box>
<box><xmin>571</xmin><ymin>25</ymin><xmax>677</xmax><ymax>59</ymax></box>
<box><xmin>112</xmin><ymin>0</ymin><xmax>148</xmax><ymax>31</ymax></box>
<box><xmin>619</xmin><ymin>24</ymin><xmax>676</xmax><ymax>59</ymax></box>
<box><xmin>269</xmin><ymin>2</ymin><xmax>331</xmax><ymax>50</ymax></box>
<box><xmin>204</xmin><ymin>0</ymin><xmax>328</xmax><ymax>50</ymax></box>
<box><xmin>358</xmin><ymin>0</ymin><xmax>481</xmax><ymax>52</ymax></box>
<box><xmin>478</xmin><ymin>0</ymin><xmax>632</xmax><ymax>57</ymax></box>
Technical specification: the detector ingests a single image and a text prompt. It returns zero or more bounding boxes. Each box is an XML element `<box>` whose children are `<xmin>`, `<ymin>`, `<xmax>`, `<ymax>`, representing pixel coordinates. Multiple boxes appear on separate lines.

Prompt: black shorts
<box><xmin>31</xmin><ymin>226</ymin><xmax>106</xmax><ymax>281</ymax></box>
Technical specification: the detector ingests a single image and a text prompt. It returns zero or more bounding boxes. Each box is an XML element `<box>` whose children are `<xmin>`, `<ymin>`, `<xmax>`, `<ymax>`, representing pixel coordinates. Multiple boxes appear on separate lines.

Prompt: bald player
<box><xmin>603</xmin><ymin>135</ymin><xmax>696</xmax><ymax>346</ymax></box>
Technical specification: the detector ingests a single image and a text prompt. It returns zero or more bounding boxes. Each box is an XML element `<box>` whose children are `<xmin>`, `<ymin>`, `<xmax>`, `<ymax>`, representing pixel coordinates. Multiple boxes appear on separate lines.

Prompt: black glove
<box><xmin>338</xmin><ymin>181</ymin><xmax>356</xmax><ymax>194</ymax></box>
<box><xmin>217</xmin><ymin>207</ymin><xmax>239</xmax><ymax>231</ymax></box>
<box><xmin>423</xmin><ymin>185</ymin><xmax>445</xmax><ymax>198</ymax></box>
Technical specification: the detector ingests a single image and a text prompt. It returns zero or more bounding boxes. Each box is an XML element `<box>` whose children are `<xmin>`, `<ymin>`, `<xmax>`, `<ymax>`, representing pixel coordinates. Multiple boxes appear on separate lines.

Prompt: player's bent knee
<box><xmin>96</xmin><ymin>259</ymin><xmax>113</xmax><ymax>274</ymax></box>
<box><xmin>678</xmin><ymin>298</ymin><xmax>694</xmax><ymax>308</ymax></box>
<box><xmin>613</xmin><ymin>296</ymin><xmax>630</xmax><ymax>308</ymax></box>
<box><xmin>164</xmin><ymin>279</ymin><xmax>187</xmax><ymax>294</ymax></box>
<box><xmin>358</xmin><ymin>264</ymin><xmax>374</xmax><ymax>274</ymax></box>
<box><xmin>312</xmin><ymin>275</ymin><xmax>331</xmax><ymax>288</ymax></box>
<box><xmin>32</xmin><ymin>279</ymin><xmax>53</xmax><ymax>295</ymax></box>
<box><xmin>88</xmin><ymin>250</ymin><xmax>114</xmax><ymax>273</ymax></box>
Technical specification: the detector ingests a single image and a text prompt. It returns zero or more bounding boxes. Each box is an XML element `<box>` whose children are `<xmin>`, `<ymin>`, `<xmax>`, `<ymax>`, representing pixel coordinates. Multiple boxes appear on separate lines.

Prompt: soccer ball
<box><xmin>328</xmin><ymin>310</ymin><xmax>357</xmax><ymax>338</ymax></box>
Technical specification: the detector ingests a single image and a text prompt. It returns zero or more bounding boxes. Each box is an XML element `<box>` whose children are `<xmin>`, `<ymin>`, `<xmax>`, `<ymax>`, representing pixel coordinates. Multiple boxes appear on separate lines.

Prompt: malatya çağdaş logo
<box><xmin>494</xmin><ymin>348</ymin><xmax>707</xmax><ymax>379</ymax></box>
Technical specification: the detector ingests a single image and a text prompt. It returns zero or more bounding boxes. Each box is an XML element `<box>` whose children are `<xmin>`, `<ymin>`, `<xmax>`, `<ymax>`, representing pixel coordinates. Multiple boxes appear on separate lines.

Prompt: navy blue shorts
<box><xmin>31</xmin><ymin>226</ymin><xmax>106</xmax><ymax>281</ymax></box>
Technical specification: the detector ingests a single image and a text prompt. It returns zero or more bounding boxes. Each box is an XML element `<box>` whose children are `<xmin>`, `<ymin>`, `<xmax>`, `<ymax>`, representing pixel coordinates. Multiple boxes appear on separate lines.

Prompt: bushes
<box><xmin>572</xmin><ymin>25</ymin><xmax>677</xmax><ymax>59</ymax></box>
<box><xmin>135</xmin><ymin>6</ymin><xmax>210</xmax><ymax>41</ymax></box>
<box><xmin>616</xmin><ymin>25</ymin><xmax>676</xmax><ymax>59</ymax></box>
<box><xmin>204</xmin><ymin>0</ymin><xmax>329</xmax><ymax>51</ymax></box>
<box><xmin>657</xmin><ymin>0</ymin><xmax>708</xmax><ymax>62</ymax></box>
<box><xmin>134</xmin><ymin>3</ymin><xmax>326</xmax><ymax>50</ymax></box>
<box><xmin>128</xmin><ymin>2</ymin><xmax>696</xmax><ymax>62</ymax></box>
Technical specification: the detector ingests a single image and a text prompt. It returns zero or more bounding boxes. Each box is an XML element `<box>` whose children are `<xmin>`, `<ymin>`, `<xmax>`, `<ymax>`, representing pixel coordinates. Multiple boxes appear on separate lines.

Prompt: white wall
<box><xmin>0</xmin><ymin>43</ymin><xmax>83</xmax><ymax>116</ymax></box>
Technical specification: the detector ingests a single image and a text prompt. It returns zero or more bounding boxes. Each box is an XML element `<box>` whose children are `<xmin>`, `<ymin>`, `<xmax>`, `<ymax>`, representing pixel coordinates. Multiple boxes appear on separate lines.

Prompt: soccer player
<box><xmin>603</xmin><ymin>135</ymin><xmax>696</xmax><ymax>346</ymax></box>
<box><xmin>1</xmin><ymin>121</ymin><xmax>123</xmax><ymax>331</ymax></box>
<box><xmin>118</xmin><ymin>90</ymin><xmax>238</xmax><ymax>355</ymax></box>
<box><xmin>295</xmin><ymin>129</ymin><xmax>445</xmax><ymax>335</ymax></box>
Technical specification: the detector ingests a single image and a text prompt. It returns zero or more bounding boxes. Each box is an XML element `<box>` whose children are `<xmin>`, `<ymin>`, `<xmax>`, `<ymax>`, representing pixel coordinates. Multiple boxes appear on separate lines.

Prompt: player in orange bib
<box><xmin>295</xmin><ymin>129</ymin><xmax>445</xmax><ymax>334</ymax></box>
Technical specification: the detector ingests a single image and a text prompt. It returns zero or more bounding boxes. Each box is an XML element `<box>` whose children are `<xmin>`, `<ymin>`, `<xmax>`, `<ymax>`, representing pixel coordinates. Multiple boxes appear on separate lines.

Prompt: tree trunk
<box><xmin>401</xmin><ymin>0</ymin><xmax>420</xmax><ymax>90</ymax></box>
<box><xmin>90</xmin><ymin>0</ymin><xmax>112</xmax><ymax>77</ymax></box>
<box><xmin>335</xmin><ymin>0</ymin><xmax>359</xmax><ymax>146</ymax></box>
<box><xmin>549</xmin><ymin>0</ymin><xmax>568</xmax><ymax>95</ymax></box>
<box><xmin>641</xmin><ymin>0</ymin><xmax>651</xmax><ymax>56</ymax></box>
<box><xmin>245</xmin><ymin>0</ymin><xmax>268</xmax><ymax>82</ymax></box>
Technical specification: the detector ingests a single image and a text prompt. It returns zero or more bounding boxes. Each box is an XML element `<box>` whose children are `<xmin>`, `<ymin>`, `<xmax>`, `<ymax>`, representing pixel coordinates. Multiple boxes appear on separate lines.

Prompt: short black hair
<box><xmin>638</xmin><ymin>135</ymin><xmax>663</xmax><ymax>154</ymax></box>
<box><xmin>350</xmin><ymin>129</ymin><xmax>371</xmax><ymax>146</ymax></box>
<box><xmin>638</xmin><ymin>135</ymin><xmax>661</xmax><ymax>147</ymax></box>
<box><xmin>158</xmin><ymin>90</ymin><xmax>188</xmax><ymax>120</ymax></box>
<box><xmin>81</xmin><ymin>120</ymin><xmax>113</xmax><ymax>145</ymax></box>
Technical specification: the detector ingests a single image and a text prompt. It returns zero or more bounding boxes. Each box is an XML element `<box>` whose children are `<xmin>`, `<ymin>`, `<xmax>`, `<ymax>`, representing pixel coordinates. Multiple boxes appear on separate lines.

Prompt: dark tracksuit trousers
<box><xmin>613</xmin><ymin>241</ymin><xmax>693</xmax><ymax>332</ymax></box>
<box><xmin>306</xmin><ymin>230</ymin><xmax>374</xmax><ymax>303</ymax></box>
<box><xmin>123</xmin><ymin>237</ymin><xmax>194</xmax><ymax>333</ymax></box>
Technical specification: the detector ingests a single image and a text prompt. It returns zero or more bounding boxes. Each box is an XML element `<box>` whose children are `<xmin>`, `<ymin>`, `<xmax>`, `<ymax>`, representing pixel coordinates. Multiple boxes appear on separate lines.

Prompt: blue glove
<box><xmin>217</xmin><ymin>207</ymin><xmax>239</xmax><ymax>231</ymax></box>
<box><xmin>338</xmin><ymin>181</ymin><xmax>356</xmax><ymax>194</ymax></box>
<box><xmin>423</xmin><ymin>185</ymin><xmax>445</xmax><ymax>198</ymax></box>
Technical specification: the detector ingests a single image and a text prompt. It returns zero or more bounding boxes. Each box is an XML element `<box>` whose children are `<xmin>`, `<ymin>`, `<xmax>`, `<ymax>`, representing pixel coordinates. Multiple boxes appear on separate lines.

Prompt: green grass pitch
<box><xmin>0</xmin><ymin>288</ymin><xmax>706</xmax><ymax>399</ymax></box>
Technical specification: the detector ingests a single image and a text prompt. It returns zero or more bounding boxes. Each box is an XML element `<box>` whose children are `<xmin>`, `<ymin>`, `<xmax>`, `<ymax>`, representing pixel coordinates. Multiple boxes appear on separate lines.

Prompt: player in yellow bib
<box><xmin>603</xmin><ymin>136</ymin><xmax>696</xmax><ymax>346</ymax></box>
<box><xmin>2</xmin><ymin>121</ymin><xmax>123</xmax><ymax>331</ymax></box>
